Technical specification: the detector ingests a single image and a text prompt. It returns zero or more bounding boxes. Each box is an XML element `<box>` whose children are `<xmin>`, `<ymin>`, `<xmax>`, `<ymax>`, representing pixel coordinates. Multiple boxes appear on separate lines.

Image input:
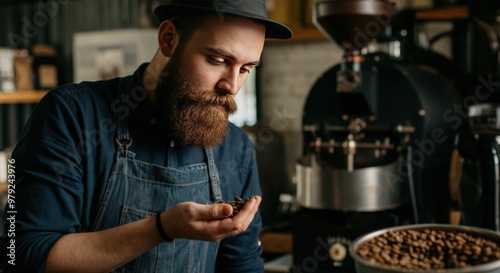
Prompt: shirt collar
<box><xmin>130</xmin><ymin>62</ymin><xmax>157</xmax><ymax>121</ymax></box>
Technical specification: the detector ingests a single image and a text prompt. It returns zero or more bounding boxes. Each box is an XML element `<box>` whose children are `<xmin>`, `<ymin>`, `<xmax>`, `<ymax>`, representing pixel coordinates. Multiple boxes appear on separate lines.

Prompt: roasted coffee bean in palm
<box><xmin>356</xmin><ymin>229</ymin><xmax>500</xmax><ymax>270</ymax></box>
<box><xmin>218</xmin><ymin>196</ymin><xmax>256</xmax><ymax>217</ymax></box>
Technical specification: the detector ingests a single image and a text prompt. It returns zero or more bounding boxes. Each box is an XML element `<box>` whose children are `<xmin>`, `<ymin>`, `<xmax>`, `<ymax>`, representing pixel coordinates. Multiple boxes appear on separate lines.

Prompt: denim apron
<box><xmin>90</xmin><ymin>76</ymin><xmax>222</xmax><ymax>273</ymax></box>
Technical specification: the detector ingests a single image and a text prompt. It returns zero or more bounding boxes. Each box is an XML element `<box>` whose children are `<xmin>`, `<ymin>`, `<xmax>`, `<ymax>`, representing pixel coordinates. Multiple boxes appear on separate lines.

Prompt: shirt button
<box><xmin>150</xmin><ymin>118</ymin><xmax>156</xmax><ymax>125</ymax></box>
<box><xmin>170</xmin><ymin>141</ymin><xmax>175</xmax><ymax>147</ymax></box>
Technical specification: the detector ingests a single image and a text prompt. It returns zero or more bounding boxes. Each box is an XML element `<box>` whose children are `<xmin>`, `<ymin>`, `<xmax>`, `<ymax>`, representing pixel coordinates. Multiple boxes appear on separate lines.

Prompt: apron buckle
<box><xmin>115</xmin><ymin>137</ymin><xmax>133</xmax><ymax>151</ymax></box>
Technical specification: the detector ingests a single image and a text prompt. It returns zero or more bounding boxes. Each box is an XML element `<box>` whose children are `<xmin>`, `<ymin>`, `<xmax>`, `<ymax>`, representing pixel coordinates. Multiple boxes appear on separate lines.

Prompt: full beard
<box><xmin>155</xmin><ymin>55</ymin><xmax>237</xmax><ymax>148</ymax></box>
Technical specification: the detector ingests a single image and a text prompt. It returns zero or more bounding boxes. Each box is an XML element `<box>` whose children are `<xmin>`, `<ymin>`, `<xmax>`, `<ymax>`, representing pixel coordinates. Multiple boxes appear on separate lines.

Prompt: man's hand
<box><xmin>161</xmin><ymin>196</ymin><xmax>262</xmax><ymax>242</ymax></box>
<box><xmin>44</xmin><ymin>197</ymin><xmax>262</xmax><ymax>273</ymax></box>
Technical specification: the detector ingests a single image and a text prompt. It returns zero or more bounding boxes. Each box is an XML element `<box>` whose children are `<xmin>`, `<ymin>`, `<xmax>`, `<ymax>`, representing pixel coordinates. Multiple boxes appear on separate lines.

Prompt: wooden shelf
<box><xmin>415</xmin><ymin>5</ymin><xmax>468</xmax><ymax>20</ymax></box>
<box><xmin>0</xmin><ymin>91</ymin><xmax>48</xmax><ymax>104</ymax></box>
<box><xmin>260</xmin><ymin>232</ymin><xmax>292</xmax><ymax>254</ymax></box>
<box><xmin>268</xmin><ymin>5</ymin><xmax>469</xmax><ymax>43</ymax></box>
<box><xmin>289</xmin><ymin>27</ymin><xmax>327</xmax><ymax>42</ymax></box>
<box><xmin>268</xmin><ymin>26</ymin><xmax>327</xmax><ymax>43</ymax></box>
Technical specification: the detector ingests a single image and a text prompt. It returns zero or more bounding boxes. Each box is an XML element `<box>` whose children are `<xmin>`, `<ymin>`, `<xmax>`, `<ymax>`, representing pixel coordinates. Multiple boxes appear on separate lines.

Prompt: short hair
<box><xmin>170</xmin><ymin>14</ymin><xmax>213</xmax><ymax>46</ymax></box>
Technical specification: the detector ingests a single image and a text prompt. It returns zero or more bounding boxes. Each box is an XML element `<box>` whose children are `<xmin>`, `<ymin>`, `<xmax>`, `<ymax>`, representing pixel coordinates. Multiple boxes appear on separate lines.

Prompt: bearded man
<box><xmin>1</xmin><ymin>1</ymin><xmax>292</xmax><ymax>272</ymax></box>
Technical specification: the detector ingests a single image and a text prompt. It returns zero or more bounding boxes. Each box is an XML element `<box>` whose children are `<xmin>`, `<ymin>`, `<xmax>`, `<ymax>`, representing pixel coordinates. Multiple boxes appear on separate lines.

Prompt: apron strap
<box><xmin>205</xmin><ymin>148</ymin><xmax>222</xmax><ymax>201</ymax></box>
<box><xmin>115</xmin><ymin>76</ymin><xmax>134</xmax><ymax>151</ymax></box>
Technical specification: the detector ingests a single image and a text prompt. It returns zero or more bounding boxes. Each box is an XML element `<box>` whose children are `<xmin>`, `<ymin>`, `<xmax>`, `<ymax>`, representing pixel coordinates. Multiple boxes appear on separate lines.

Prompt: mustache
<box><xmin>180</xmin><ymin>90</ymin><xmax>237</xmax><ymax>113</ymax></box>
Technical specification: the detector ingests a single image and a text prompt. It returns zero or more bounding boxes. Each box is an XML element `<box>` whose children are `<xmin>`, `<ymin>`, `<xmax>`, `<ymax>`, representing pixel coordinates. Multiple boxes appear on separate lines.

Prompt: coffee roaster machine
<box><xmin>455</xmin><ymin>0</ymin><xmax>500</xmax><ymax>234</ymax></box>
<box><xmin>291</xmin><ymin>0</ymin><xmax>463</xmax><ymax>272</ymax></box>
<box><xmin>457</xmin><ymin>103</ymin><xmax>500</xmax><ymax>232</ymax></box>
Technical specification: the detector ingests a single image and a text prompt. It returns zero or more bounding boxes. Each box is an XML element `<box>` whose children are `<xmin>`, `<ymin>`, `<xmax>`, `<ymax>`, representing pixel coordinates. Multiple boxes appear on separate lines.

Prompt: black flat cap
<box><xmin>154</xmin><ymin>0</ymin><xmax>293</xmax><ymax>39</ymax></box>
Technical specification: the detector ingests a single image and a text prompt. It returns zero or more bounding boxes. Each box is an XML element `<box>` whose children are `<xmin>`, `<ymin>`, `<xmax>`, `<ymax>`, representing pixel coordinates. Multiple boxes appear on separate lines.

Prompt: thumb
<box><xmin>199</xmin><ymin>203</ymin><xmax>233</xmax><ymax>220</ymax></box>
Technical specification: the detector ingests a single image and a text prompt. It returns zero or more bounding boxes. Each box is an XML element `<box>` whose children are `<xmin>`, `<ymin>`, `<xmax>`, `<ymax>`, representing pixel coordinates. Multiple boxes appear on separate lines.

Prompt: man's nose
<box><xmin>217</xmin><ymin>69</ymin><xmax>239</xmax><ymax>95</ymax></box>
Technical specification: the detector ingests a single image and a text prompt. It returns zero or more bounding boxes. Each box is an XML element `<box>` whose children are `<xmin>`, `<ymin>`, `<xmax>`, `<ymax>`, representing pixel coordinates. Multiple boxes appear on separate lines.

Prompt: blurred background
<box><xmin>2</xmin><ymin>0</ymin><xmax>500</xmax><ymax>272</ymax></box>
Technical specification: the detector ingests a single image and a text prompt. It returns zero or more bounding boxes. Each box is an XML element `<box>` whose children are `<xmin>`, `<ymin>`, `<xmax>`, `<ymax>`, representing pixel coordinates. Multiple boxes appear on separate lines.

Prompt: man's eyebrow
<box><xmin>206</xmin><ymin>47</ymin><xmax>260</xmax><ymax>66</ymax></box>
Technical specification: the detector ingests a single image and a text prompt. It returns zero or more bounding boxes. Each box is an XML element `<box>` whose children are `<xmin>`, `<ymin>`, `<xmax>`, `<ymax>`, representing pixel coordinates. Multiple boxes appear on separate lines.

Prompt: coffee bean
<box><xmin>218</xmin><ymin>196</ymin><xmax>257</xmax><ymax>217</ymax></box>
<box><xmin>356</xmin><ymin>228</ymin><xmax>500</xmax><ymax>270</ymax></box>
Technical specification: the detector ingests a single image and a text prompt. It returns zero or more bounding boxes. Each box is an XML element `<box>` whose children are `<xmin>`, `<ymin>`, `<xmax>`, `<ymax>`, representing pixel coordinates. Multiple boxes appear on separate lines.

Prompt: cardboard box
<box><xmin>32</xmin><ymin>44</ymin><xmax>58</xmax><ymax>90</ymax></box>
<box><xmin>13</xmin><ymin>50</ymin><xmax>34</xmax><ymax>91</ymax></box>
<box><xmin>302</xmin><ymin>0</ymin><xmax>317</xmax><ymax>28</ymax></box>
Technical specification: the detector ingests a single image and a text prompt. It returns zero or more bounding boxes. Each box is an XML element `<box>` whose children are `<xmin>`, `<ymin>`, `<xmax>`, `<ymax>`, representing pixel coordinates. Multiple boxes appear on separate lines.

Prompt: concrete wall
<box><xmin>258</xmin><ymin>41</ymin><xmax>342</xmax><ymax>185</ymax></box>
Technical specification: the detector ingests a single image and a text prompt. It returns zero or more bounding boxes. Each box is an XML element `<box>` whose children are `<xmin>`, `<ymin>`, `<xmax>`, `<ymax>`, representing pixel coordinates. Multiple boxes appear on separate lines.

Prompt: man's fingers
<box><xmin>231</xmin><ymin>196</ymin><xmax>261</xmax><ymax>221</ymax></box>
<box><xmin>195</xmin><ymin>203</ymin><xmax>233</xmax><ymax>220</ymax></box>
<box><xmin>240</xmin><ymin>196</ymin><xmax>261</xmax><ymax>214</ymax></box>
<box><xmin>219</xmin><ymin>204</ymin><xmax>233</xmax><ymax>217</ymax></box>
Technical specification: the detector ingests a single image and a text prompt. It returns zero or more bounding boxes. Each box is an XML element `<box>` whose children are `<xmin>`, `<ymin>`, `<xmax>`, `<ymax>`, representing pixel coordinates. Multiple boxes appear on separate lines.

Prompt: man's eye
<box><xmin>208</xmin><ymin>57</ymin><xmax>224</xmax><ymax>65</ymax></box>
<box><xmin>241</xmin><ymin>67</ymin><xmax>252</xmax><ymax>74</ymax></box>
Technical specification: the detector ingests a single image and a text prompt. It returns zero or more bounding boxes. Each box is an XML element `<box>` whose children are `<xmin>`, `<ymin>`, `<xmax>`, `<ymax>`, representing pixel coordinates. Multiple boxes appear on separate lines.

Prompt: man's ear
<box><xmin>158</xmin><ymin>20</ymin><xmax>177</xmax><ymax>57</ymax></box>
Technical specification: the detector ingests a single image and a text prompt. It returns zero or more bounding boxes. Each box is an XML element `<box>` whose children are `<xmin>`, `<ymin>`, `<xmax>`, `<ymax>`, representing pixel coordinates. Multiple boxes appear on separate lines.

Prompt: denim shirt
<box><xmin>4</xmin><ymin>63</ymin><xmax>264</xmax><ymax>272</ymax></box>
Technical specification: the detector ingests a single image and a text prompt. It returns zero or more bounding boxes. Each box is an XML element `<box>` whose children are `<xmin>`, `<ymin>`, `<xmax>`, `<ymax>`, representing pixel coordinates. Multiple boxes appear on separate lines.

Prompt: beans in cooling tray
<box><xmin>218</xmin><ymin>196</ymin><xmax>257</xmax><ymax>217</ymax></box>
<box><xmin>356</xmin><ymin>229</ymin><xmax>500</xmax><ymax>270</ymax></box>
